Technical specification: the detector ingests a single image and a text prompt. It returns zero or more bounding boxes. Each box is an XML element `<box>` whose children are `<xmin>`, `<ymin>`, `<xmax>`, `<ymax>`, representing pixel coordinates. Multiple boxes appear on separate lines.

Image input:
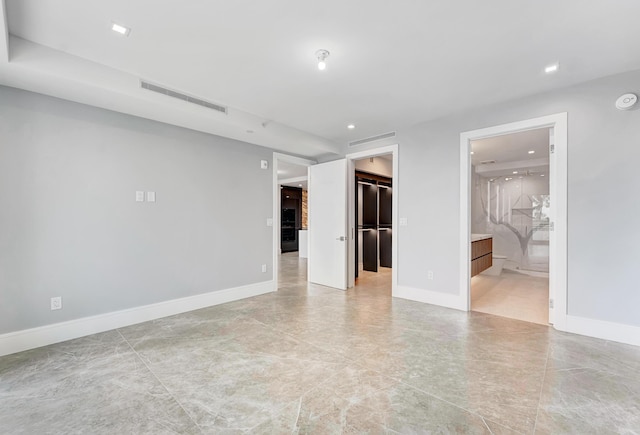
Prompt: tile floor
<box><xmin>1</xmin><ymin>253</ymin><xmax>639</xmax><ymax>433</ymax></box>
<box><xmin>471</xmin><ymin>270</ymin><xmax>549</xmax><ymax>325</ymax></box>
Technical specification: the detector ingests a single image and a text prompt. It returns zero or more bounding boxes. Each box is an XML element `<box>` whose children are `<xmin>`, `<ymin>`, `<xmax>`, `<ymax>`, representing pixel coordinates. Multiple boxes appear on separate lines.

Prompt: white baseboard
<box><xmin>393</xmin><ymin>285</ymin><xmax>466</xmax><ymax>311</ymax></box>
<box><xmin>563</xmin><ymin>315</ymin><xmax>640</xmax><ymax>347</ymax></box>
<box><xmin>0</xmin><ymin>280</ymin><xmax>275</xmax><ymax>357</ymax></box>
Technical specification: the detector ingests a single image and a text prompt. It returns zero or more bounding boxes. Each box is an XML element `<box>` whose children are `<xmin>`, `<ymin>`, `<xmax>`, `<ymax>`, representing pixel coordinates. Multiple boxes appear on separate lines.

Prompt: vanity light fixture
<box><xmin>111</xmin><ymin>22</ymin><xmax>131</xmax><ymax>36</ymax></box>
<box><xmin>316</xmin><ymin>49</ymin><xmax>330</xmax><ymax>70</ymax></box>
<box><xmin>545</xmin><ymin>63</ymin><xmax>559</xmax><ymax>74</ymax></box>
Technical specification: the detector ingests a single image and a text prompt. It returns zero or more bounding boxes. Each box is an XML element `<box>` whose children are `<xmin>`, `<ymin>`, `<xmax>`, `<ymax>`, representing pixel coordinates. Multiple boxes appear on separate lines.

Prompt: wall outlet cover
<box><xmin>135</xmin><ymin>191</ymin><xmax>145</xmax><ymax>202</ymax></box>
<box><xmin>260</xmin><ymin>160</ymin><xmax>269</xmax><ymax>169</ymax></box>
<box><xmin>146</xmin><ymin>191</ymin><xmax>156</xmax><ymax>202</ymax></box>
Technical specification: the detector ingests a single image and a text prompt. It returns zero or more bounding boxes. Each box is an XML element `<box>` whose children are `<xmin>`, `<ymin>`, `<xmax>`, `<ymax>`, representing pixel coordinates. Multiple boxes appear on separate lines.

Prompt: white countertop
<box><xmin>471</xmin><ymin>233</ymin><xmax>492</xmax><ymax>242</ymax></box>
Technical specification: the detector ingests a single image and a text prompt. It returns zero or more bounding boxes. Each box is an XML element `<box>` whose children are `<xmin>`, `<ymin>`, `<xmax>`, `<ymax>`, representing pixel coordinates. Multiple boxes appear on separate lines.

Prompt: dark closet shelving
<box><xmin>355</xmin><ymin>171</ymin><xmax>392</xmax><ymax>277</ymax></box>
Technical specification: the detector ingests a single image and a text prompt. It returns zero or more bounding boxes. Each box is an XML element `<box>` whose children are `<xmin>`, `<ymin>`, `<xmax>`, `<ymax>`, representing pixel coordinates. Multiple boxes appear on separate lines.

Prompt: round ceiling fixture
<box><xmin>615</xmin><ymin>93</ymin><xmax>638</xmax><ymax>111</ymax></box>
<box><xmin>315</xmin><ymin>49</ymin><xmax>330</xmax><ymax>70</ymax></box>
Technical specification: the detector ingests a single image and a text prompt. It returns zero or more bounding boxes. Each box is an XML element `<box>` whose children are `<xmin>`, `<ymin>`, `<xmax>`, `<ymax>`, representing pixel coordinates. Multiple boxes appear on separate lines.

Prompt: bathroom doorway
<box><xmin>469</xmin><ymin>128</ymin><xmax>551</xmax><ymax>325</ymax></box>
<box><xmin>460</xmin><ymin>113</ymin><xmax>568</xmax><ymax>330</ymax></box>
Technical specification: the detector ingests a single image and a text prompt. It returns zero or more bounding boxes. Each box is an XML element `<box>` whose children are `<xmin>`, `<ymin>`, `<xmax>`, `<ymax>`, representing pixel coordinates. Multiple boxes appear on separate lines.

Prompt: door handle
<box><xmin>336</xmin><ymin>236</ymin><xmax>346</xmax><ymax>241</ymax></box>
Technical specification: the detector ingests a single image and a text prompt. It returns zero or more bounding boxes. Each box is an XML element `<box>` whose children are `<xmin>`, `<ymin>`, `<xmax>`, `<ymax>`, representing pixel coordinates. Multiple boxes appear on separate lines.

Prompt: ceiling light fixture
<box><xmin>347</xmin><ymin>124</ymin><xmax>355</xmax><ymax>129</ymax></box>
<box><xmin>528</xmin><ymin>150</ymin><xmax>535</xmax><ymax>154</ymax></box>
<box><xmin>513</xmin><ymin>171</ymin><xmax>518</xmax><ymax>174</ymax></box>
<box><xmin>315</xmin><ymin>49</ymin><xmax>330</xmax><ymax>71</ymax></box>
<box><xmin>470</xmin><ymin>151</ymin><xmax>474</xmax><ymax>155</ymax></box>
<box><xmin>111</xmin><ymin>22</ymin><xmax>131</xmax><ymax>36</ymax></box>
<box><xmin>545</xmin><ymin>63</ymin><xmax>559</xmax><ymax>74</ymax></box>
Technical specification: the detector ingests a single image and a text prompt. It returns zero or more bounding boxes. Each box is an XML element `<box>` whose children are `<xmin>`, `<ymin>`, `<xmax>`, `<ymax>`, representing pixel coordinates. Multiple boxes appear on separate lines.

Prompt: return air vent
<box><xmin>480</xmin><ymin>160</ymin><xmax>497</xmax><ymax>165</ymax></box>
<box><xmin>140</xmin><ymin>80</ymin><xmax>227</xmax><ymax>114</ymax></box>
<box><xmin>348</xmin><ymin>131</ymin><xmax>396</xmax><ymax>147</ymax></box>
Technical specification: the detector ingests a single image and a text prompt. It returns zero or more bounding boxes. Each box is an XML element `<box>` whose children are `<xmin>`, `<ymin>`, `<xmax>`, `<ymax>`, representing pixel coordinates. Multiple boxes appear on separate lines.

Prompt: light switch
<box><xmin>266</xmin><ymin>218</ymin><xmax>273</xmax><ymax>227</ymax></box>
<box><xmin>146</xmin><ymin>191</ymin><xmax>156</xmax><ymax>202</ymax></box>
<box><xmin>260</xmin><ymin>160</ymin><xmax>269</xmax><ymax>169</ymax></box>
<box><xmin>399</xmin><ymin>217</ymin><xmax>408</xmax><ymax>226</ymax></box>
<box><xmin>135</xmin><ymin>191</ymin><xmax>145</xmax><ymax>202</ymax></box>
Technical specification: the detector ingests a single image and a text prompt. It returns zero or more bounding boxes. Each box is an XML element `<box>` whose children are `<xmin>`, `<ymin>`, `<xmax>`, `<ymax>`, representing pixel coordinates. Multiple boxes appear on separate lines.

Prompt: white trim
<box><xmin>272</xmin><ymin>152</ymin><xmax>316</xmax><ymax>289</ymax></box>
<box><xmin>0</xmin><ymin>280</ymin><xmax>274</xmax><ymax>357</ymax></box>
<box><xmin>394</xmin><ymin>286</ymin><xmax>466</xmax><ymax>311</ymax></box>
<box><xmin>565</xmin><ymin>315</ymin><xmax>640</xmax><ymax>347</ymax></box>
<box><xmin>345</xmin><ymin>144</ymin><xmax>399</xmax><ymax>293</ymax></box>
<box><xmin>460</xmin><ymin>113</ymin><xmax>568</xmax><ymax>328</ymax></box>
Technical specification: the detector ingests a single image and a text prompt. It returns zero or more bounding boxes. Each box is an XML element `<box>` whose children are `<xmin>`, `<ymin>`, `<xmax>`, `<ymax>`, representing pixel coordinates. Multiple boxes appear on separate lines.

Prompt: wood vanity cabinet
<box><xmin>471</xmin><ymin>238</ymin><xmax>492</xmax><ymax>277</ymax></box>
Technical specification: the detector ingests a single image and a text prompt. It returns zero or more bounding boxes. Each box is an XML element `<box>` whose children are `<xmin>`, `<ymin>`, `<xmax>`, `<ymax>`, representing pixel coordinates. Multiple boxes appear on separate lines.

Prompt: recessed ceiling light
<box><xmin>528</xmin><ymin>150</ymin><xmax>535</xmax><ymax>154</ymax></box>
<box><xmin>545</xmin><ymin>63</ymin><xmax>559</xmax><ymax>74</ymax></box>
<box><xmin>512</xmin><ymin>171</ymin><xmax>518</xmax><ymax>174</ymax></box>
<box><xmin>298</xmin><ymin>184</ymin><xmax>303</xmax><ymax>187</ymax></box>
<box><xmin>540</xmin><ymin>174</ymin><xmax>545</xmax><ymax>177</ymax></box>
<box><xmin>111</xmin><ymin>22</ymin><xmax>131</xmax><ymax>36</ymax></box>
<box><xmin>470</xmin><ymin>151</ymin><xmax>474</xmax><ymax>155</ymax></box>
<box><xmin>347</xmin><ymin>124</ymin><xmax>355</xmax><ymax>129</ymax></box>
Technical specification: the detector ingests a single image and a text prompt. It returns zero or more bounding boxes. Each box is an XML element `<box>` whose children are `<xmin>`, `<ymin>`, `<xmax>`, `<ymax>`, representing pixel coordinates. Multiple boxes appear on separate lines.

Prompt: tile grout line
<box><xmin>532</xmin><ymin>335</ymin><xmax>552</xmax><ymax>434</ymax></box>
<box><xmin>116</xmin><ymin>329</ymin><xmax>203</xmax><ymax>433</ymax></box>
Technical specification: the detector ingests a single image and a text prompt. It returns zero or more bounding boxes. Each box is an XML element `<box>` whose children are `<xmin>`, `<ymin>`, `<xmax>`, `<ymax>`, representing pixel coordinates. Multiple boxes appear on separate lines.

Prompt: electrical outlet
<box><xmin>261</xmin><ymin>264</ymin><xmax>267</xmax><ymax>273</ymax></box>
<box><xmin>427</xmin><ymin>271</ymin><xmax>434</xmax><ymax>280</ymax></box>
<box><xmin>50</xmin><ymin>296</ymin><xmax>62</xmax><ymax>311</ymax></box>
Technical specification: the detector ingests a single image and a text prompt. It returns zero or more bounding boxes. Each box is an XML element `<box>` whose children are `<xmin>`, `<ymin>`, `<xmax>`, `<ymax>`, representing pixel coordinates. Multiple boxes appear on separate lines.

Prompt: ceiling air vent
<box><xmin>349</xmin><ymin>131</ymin><xmax>396</xmax><ymax>147</ymax></box>
<box><xmin>140</xmin><ymin>80</ymin><xmax>227</xmax><ymax>114</ymax></box>
<box><xmin>480</xmin><ymin>160</ymin><xmax>497</xmax><ymax>164</ymax></box>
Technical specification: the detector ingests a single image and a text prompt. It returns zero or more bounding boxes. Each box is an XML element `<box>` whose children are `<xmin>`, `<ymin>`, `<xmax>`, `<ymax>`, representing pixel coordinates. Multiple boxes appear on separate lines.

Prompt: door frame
<box><xmin>346</xmin><ymin>144</ymin><xmax>399</xmax><ymax>292</ymax></box>
<box><xmin>460</xmin><ymin>113</ymin><xmax>567</xmax><ymax>329</ymax></box>
<box><xmin>272</xmin><ymin>152</ymin><xmax>316</xmax><ymax>290</ymax></box>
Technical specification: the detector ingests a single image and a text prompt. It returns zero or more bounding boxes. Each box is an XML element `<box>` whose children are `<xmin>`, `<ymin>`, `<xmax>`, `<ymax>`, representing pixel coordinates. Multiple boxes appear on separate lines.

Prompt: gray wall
<box><xmin>349</xmin><ymin>69</ymin><xmax>640</xmax><ymax>326</ymax></box>
<box><xmin>0</xmin><ymin>86</ymin><xmax>273</xmax><ymax>334</ymax></box>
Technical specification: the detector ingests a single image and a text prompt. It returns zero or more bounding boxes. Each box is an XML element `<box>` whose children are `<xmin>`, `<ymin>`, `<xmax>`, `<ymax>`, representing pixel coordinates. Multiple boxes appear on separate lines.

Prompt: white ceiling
<box><xmin>2</xmin><ymin>1</ymin><xmax>640</xmax><ymax>157</ymax></box>
<box><xmin>472</xmin><ymin>128</ymin><xmax>550</xmax><ymax>177</ymax></box>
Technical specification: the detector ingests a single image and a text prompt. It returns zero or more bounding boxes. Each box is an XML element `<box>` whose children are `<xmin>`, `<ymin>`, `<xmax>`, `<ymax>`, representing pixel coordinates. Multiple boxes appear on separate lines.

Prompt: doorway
<box><xmin>353</xmin><ymin>154</ymin><xmax>393</xmax><ymax>294</ymax></box>
<box><xmin>460</xmin><ymin>113</ymin><xmax>568</xmax><ymax>329</ymax></box>
<box><xmin>469</xmin><ymin>128</ymin><xmax>551</xmax><ymax>325</ymax></box>
<box><xmin>272</xmin><ymin>153</ymin><xmax>315</xmax><ymax>291</ymax></box>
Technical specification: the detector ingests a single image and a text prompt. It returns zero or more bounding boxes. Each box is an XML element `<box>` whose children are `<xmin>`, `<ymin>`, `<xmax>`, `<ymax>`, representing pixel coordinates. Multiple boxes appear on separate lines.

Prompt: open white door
<box><xmin>308</xmin><ymin>159</ymin><xmax>348</xmax><ymax>290</ymax></box>
<box><xmin>548</xmin><ymin>127</ymin><xmax>555</xmax><ymax>324</ymax></box>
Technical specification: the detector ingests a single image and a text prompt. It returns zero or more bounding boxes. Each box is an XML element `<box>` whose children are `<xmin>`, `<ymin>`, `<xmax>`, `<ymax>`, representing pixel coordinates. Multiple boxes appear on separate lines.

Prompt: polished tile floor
<box><xmin>471</xmin><ymin>270</ymin><xmax>549</xmax><ymax>325</ymax></box>
<box><xmin>1</xmin><ymin>253</ymin><xmax>639</xmax><ymax>434</ymax></box>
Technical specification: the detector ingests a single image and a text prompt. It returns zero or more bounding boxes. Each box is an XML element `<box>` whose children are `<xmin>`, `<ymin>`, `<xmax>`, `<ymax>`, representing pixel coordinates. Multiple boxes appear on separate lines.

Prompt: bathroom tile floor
<box><xmin>1</xmin><ymin>253</ymin><xmax>639</xmax><ymax>433</ymax></box>
<box><xmin>471</xmin><ymin>270</ymin><xmax>549</xmax><ymax>325</ymax></box>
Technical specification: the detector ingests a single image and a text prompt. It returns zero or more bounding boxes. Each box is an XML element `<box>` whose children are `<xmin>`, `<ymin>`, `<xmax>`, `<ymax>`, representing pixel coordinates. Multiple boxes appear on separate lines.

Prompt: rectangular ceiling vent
<box><xmin>349</xmin><ymin>131</ymin><xmax>396</xmax><ymax>147</ymax></box>
<box><xmin>480</xmin><ymin>160</ymin><xmax>497</xmax><ymax>165</ymax></box>
<box><xmin>140</xmin><ymin>80</ymin><xmax>227</xmax><ymax>114</ymax></box>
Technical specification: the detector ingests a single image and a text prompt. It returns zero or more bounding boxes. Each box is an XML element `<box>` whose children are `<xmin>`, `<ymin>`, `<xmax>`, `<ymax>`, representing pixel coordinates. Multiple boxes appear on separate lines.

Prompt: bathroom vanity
<box><xmin>471</xmin><ymin>234</ymin><xmax>493</xmax><ymax>277</ymax></box>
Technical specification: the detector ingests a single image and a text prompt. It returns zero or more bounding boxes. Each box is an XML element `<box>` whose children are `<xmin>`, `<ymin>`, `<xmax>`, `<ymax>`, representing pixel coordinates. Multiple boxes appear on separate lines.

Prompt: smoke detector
<box><xmin>616</xmin><ymin>93</ymin><xmax>638</xmax><ymax>111</ymax></box>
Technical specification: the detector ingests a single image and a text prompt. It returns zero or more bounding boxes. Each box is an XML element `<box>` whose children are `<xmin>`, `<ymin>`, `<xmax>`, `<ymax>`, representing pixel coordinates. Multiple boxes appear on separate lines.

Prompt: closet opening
<box><xmin>353</xmin><ymin>154</ymin><xmax>393</xmax><ymax>291</ymax></box>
